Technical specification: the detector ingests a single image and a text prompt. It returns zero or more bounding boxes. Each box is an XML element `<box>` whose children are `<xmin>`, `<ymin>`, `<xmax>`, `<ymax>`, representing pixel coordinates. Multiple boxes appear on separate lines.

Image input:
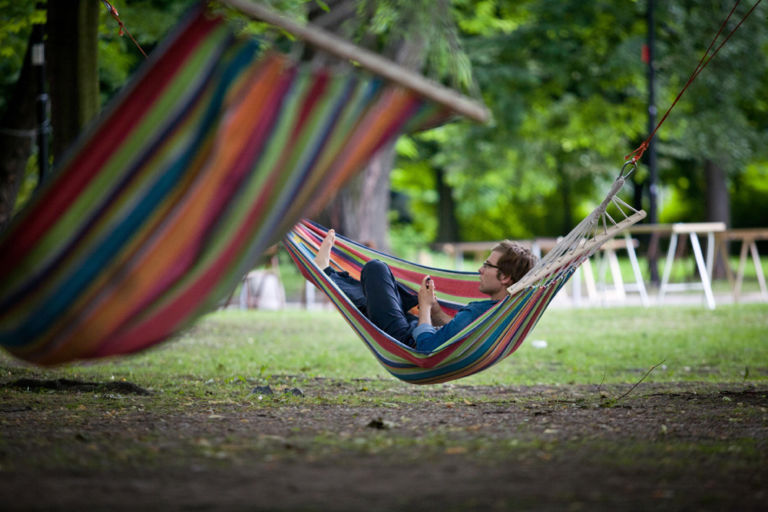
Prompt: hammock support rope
<box><xmin>626</xmin><ymin>0</ymin><xmax>763</xmax><ymax>163</ymax></box>
<box><xmin>284</xmin><ymin>175</ymin><xmax>646</xmax><ymax>385</ymax></box>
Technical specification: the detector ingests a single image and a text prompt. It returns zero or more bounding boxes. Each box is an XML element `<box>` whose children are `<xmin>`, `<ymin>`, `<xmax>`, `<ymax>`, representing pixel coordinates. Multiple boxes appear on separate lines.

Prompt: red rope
<box><xmin>626</xmin><ymin>0</ymin><xmax>763</xmax><ymax>163</ymax></box>
<box><xmin>101</xmin><ymin>0</ymin><xmax>148</xmax><ymax>58</ymax></box>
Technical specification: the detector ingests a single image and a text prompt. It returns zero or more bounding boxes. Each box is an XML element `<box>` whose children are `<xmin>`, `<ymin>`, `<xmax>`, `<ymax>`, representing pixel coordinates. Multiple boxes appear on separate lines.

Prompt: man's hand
<box><xmin>417</xmin><ymin>276</ymin><xmax>436</xmax><ymax>327</ymax></box>
<box><xmin>418</xmin><ymin>275</ymin><xmax>437</xmax><ymax>308</ymax></box>
<box><xmin>418</xmin><ymin>276</ymin><xmax>452</xmax><ymax>327</ymax></box>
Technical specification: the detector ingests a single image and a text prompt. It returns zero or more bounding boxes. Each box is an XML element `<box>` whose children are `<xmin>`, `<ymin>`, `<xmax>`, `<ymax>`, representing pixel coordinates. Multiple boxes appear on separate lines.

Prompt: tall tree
<box><xmin>0</xmin><ymin>0</ymin><xmax>200</xmax><ymax>226</ymax></box>
<box><xmin>0</xmin><ymin>30</ymin><xmax>37</xmax><ymax>231</ymax></box>
<box><xmin>397</xmin><ymin>1</ymin><xmax>648</xmax><ymax>241</ymax></box>
<box><xmin>393</xmin><ymin>0</ymin><xmax>768</xmax><ymax>245</ymax></box>
<box><xmin>47</xmin><ymin>0</ymin><xmax>100</xmax><ymax>161</ymax></box>
<box><xmin>312</xmin><ymin>0</ymin><xmax>475</xmax><ymax>250</ymax></box>
<box><xmin>0</xmin><ymin>0</ymin><xmax>101</xmax><ymax>227</ymax></box>
<box><xmin>0</xmin><ymin>0</ymin><xmax>43</xmax><ymax>231</ymax></box>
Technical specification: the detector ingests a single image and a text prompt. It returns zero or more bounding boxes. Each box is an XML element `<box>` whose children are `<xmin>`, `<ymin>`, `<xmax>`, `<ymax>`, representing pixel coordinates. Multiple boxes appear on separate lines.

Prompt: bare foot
<box><xmin>314</xmin><ymin>229</ymin><xmax>335</xmax><ymax>269</ymax></box>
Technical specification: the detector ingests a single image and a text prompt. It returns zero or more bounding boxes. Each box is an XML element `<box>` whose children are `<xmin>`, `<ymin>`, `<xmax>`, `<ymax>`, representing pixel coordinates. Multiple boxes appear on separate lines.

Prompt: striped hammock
<box><xmin>284</xmin><ymin>176</ymin><xmax>646</xmax><ymax>384</ymax></box>
<box><xmin>0</xmin><ymin>7</ymin><xmax>460</xmax><ymax>365</ymax></box>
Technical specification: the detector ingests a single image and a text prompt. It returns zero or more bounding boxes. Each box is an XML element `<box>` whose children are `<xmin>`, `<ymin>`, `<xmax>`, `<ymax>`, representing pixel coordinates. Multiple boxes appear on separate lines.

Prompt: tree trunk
<box><xmin>0</xmin><ymin>29</ymin><xmax>38</xmax><ymax>231</ymax></box>
<box><xmin>435</xmin><ymin>166</ymin><xmax>460</xmax><ymax>243</ymax></box>
<box><xmin>337</xmin><ymin>143</ymin><xmax>395</xmax><ymax>251</ymax></box>
<box><xmin>327</xmin><ymin>31</ymin><xmax>426</xmax><ymax>251</ymax></box>
<box><xmin>704</xmin><ymin>158</ymin><xmax>730</xmax><ymax>279</ymax></box>
<box><xmin>47</xmin><ymin>0</ymin><xmax>100</xmax><ymax>162</ymax></box>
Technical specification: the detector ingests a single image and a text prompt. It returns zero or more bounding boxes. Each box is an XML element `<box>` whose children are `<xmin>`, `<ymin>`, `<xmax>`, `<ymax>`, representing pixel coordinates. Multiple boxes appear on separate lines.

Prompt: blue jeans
<box><xmin>324</xmin><ymin>260</ymin><xmax>418</xmax><ymax>346</ymax></box>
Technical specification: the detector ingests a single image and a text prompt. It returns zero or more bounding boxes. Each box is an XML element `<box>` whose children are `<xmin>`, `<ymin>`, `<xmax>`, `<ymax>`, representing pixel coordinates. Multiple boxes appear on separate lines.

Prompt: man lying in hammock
<box><xmin>315</xmin><ymin>229</ymin><xmax>537</xmax><ymax>352</ymax></box>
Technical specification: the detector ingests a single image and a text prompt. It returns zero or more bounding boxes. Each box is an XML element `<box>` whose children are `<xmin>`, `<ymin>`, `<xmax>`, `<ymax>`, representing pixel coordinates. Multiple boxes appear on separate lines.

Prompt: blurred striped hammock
<box><xmin>284</xmin><ymin>175</ymin><xmax>645</xmax><ymax>385</ymax></box>
<box><xmin>0</xmin><ymin>4</ymin><xmax>484</xmax><ymax>365</ymax></box>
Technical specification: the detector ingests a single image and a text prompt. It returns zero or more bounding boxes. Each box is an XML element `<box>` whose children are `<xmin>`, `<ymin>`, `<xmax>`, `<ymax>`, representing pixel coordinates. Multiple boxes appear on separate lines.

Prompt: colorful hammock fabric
<box><xmin>284</xmin><ymin>176</ymin><xmax>646</xmax><ymax>384</ymax></box>
<box><xmin>0</xmin><ymin>6</ymin><xmax>456</xmax><ymax>365</ymax></box>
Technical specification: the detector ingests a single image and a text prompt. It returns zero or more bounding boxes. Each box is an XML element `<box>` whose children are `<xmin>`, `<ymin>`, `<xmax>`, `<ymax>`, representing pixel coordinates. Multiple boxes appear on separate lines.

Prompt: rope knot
<box><xmin>625</xmin><ymin>141</ymin><xmax>648</xmax><ymax>164</ymax></box>
<box><xmin>101</xmin><ymin>0</ymin><xmax>147</xmax><ymax>58</ymax></box>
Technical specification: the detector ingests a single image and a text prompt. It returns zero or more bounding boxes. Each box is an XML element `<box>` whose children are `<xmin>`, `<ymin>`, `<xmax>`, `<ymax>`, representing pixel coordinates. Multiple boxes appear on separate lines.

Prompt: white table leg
<box><xmin>750</xmin><ymin>241</ymin><xmax>768</xmax><ymax>300</ymax></box>
<box><xmin>624</xmin><ymin>232</ymin><xmax>649</xmax><ymax>307</ymax></box>
<box><xmin>690</xmin><ymin>232</ymin><xmax>716</xmax><ymax>310</ymax></box>
<box><xmin>607</xmin><ymin>249</ymin><xmax>626</xmax><ymax>301</ymax></box>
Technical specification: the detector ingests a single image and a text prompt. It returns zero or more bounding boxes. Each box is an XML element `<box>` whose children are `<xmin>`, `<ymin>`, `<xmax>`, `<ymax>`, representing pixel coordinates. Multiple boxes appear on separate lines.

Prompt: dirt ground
<box><xmin>1</xmin><ymin>377</ymin><xmax>766</xmax><ymax>511</ymax></box>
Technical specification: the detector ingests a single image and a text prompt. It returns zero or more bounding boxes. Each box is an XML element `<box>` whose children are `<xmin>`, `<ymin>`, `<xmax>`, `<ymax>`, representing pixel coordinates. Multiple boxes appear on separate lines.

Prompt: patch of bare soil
<box><xmin>1</xmin><ymin>378</ymin><xmax>766</xmax><ymax>511</ymax></box>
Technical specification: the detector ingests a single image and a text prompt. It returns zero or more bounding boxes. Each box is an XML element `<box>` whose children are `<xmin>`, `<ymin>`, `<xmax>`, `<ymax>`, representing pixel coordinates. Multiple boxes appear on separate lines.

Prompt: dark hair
<box><xmin>491</xmin><ymin>240</ymin><xmax>537</xmax><ymax>283</ymax></box>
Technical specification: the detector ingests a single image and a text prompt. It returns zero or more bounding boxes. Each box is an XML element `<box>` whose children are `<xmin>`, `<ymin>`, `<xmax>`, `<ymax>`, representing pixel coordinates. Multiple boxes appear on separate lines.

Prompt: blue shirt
<box><xmin>411</xmin><ymin>300</ymin><xmax>497</xmax><ymax>352</ymax></box>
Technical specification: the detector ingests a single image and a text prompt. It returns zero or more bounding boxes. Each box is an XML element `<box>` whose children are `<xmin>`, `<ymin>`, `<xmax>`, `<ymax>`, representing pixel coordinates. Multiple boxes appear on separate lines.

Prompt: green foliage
<box><xmin>732</xmin><ymin>160</ymin><xmax>768</xmax><ymax>229</ymax></box>
<box><xmin>2</xmin><ymin>0</ymin><xmax>767</xmax><ymax>244</ymax></box>
<box><xmin>12</xmin><ymin>152</ymin><xmax>39</xmax><ymax>214</ymax></box>
<box><xmin>655</xmin><ymin>1</ymin><xmax>768</xmax><ymax>170</ymax></box>
<box><xmin>393</xmin><ymin>1</ymin><xmax>651</xmax><ymax>242</ymax></box>
<box><xmin>392</xmin><ymin>0</ymin><xmax>768</xmax><ymax>243</ymax></box>
<box><xmin>320</xmin><ymin>0</ymin><xmax>475</xmax><ymax>91</ymax></box>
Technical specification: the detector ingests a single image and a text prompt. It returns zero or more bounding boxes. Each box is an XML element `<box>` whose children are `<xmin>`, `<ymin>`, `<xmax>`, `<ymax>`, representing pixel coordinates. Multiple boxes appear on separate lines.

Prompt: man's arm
<box><xmin>412</xmin><ymin>301</ymin><xmax>496</xmax><ymax>352</ymax></box>
<box><xmin>430</xmin><ymin>301</ymin><xmax>452</xmax><ymax>327</ymax></box>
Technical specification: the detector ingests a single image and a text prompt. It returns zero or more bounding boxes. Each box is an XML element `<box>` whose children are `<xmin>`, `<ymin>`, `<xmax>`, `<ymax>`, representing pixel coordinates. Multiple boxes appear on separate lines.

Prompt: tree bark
<box><xmin>0</xmin><ymin>30</ymin><xmax>37</xmax><ymax>231</ymax></box>
<box><xmin>338</xmin><ymin>143</ymin><xmax>396</xmax><ymax>251</ymax></box>
<box><xmin>47</xmin><ymin>0</ymin><xmax>100</xmax><ymax>162</ymax></box>
<box><xmin>704</xmin><ymin>158</ymin><xmax>730</xmax><ymax>279</ymax></box>
<box><xmin>435</xmin><ymin>166</ymin><xmax>460</xmax><ymax>243</ymax></box>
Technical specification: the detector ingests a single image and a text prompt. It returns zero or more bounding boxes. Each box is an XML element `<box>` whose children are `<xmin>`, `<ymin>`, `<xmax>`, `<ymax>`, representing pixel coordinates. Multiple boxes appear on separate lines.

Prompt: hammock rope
<box><xmin>101</xmin><ymin>0</ymin><xmax>148</xmax><ymax>58</ymax></box>
<box><xmin>284</xmin><ymin>175</ymin><xmax>646</xmax><ymax>385</ymax></box>
<box><xmin>626</xmin><ymin>0</ymin><xmax>763</xmax><ymax>163</ymax></box>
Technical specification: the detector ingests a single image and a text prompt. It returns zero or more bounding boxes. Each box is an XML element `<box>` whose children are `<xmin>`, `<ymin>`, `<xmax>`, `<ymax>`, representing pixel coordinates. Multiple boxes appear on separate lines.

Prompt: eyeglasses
<box><xmin>481</xmin><ymin>260</ymin><xmax>499</xmax><ymax>270</ymax></box>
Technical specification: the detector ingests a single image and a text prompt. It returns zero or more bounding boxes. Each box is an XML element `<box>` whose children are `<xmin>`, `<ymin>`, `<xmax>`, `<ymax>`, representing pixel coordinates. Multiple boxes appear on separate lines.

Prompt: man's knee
<box><xmin>361</xmin><ymin>259</ymin><xmax>390</xmax><ymax>281</ymax></box>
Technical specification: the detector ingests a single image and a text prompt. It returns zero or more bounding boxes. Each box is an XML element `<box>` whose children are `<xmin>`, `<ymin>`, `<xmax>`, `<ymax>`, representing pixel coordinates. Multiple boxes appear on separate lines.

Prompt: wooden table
<box><xmin>626</xmin><ymin>222</ymin><xmax>726</xmax><ymax>309</ymax></box>
<box><xmin>715</xmin><ymin>228</ymin><xmax>768</xmax><ymax>302</ymax></box>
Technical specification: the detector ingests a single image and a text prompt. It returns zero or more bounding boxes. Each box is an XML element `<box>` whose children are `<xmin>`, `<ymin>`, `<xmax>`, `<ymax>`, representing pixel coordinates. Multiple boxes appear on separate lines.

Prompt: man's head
<box><xmin>478</xmin><ymin>241</ymin><xmax>537</xmax><ymax>299</ymax></box>
<box><xmin>491</xmin><ymin>240</ymin><xmax>537</xmax><ymax>283</ymax></box>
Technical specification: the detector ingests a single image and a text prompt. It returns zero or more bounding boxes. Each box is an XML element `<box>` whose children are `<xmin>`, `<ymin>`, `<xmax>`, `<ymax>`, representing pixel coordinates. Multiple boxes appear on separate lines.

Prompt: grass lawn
<box><xmin>6</xmin><ymin>303</ymin><xmax>765</xmax><ymax>392</ymax></box>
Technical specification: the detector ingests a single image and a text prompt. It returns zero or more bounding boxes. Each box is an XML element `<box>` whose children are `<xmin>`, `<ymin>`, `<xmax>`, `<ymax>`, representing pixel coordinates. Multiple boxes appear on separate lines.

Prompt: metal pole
<box><xmin>646</xmin><ymin>0</ymin><xmax>660</xmax><ymax>284</ymax></box>
<box><xmin>31</xmin><ymin>13</ymin><xmax>50</xmax><ymax>187</ymax></box>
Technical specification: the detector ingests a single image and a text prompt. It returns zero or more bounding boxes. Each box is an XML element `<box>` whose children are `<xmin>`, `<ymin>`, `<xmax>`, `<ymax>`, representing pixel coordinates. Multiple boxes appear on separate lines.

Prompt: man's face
<box><xmin>477</xmin><ymin>250</ymin><xmax>509</xmax><ymax>297</ymax></box>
